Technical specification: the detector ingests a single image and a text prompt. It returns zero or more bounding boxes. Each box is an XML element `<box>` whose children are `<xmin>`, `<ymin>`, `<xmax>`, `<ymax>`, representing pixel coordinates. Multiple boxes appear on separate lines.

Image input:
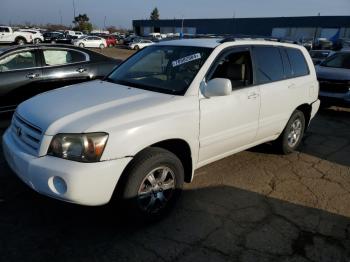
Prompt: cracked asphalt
<box><xmin>0</xmin><ymin>106</ymin><xmax>349</xmax><ymax>262</ymax></box>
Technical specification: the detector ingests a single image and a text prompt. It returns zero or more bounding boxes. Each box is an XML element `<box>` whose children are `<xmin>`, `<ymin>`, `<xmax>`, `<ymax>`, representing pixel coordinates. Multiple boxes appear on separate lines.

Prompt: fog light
<box><xmin>49</xmin><ymin>176</ymin><xmax>67</xmax><ymax>195</ymax></box>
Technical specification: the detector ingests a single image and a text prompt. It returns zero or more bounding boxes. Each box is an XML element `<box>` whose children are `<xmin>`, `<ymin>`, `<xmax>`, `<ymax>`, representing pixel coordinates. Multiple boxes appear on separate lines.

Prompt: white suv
<box><xmin>2</xmin><ymin>38</ymin><xmax>320</xmax><ymax>219</ymax></box>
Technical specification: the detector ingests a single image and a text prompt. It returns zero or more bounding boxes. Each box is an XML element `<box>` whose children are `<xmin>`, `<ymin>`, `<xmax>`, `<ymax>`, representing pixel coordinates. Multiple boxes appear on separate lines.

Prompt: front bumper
<box><xmin>2</xmin><ymin>128</ymin><xmax>132</xmax><ymax>206</ymax></box>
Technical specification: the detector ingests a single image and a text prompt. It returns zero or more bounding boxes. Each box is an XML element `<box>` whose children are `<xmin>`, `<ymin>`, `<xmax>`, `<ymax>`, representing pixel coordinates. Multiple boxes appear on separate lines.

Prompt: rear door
<box><xmin>39</xmin><ymin>47</ymin><xmax>92</xmax><ymax>90</ymax></box>
<box><xmin>252</xmin><ymin>45</ymin><xmax>293</xmax><ymax>141</ymax></box>
<box><xmin>0</xmin><ymin>49</ymin><xmax>42</xmax><ymax>113</ymax></box>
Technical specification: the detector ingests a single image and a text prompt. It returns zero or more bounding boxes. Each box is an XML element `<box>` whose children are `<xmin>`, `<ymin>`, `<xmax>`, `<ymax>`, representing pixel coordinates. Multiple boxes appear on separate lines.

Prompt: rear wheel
<box><xmin>121</xmin><ymin>147</ymin><xmax>184</xmax><ymax>221</ymax></box>
<box><xmin>99</xmin><ymin>44</ymin><xmax>105</xmax><ymax>49</ymax></box>
<box><xmin>34</xmin><ymin>38</ymin><xmax>42</xmax><ymax>44</ymax></box>
<box><xmin>134</xmin><ymin>45</ymin><xmax>140</xmax><ymax>50</ymax></box>
<box><xmin>275</xmin><ymin>110</ymin><xmax>305</xmax><ymax>154</ymax></box>
<box><xmin>16</xmin><ymin>38</ymin><xmax>26</xmax><ymax>45</ymax></box>
<box><xmin>108</xmin><ymin>44</ymin><xmax>114</xmax><ymax>48</ymax></box>
<box><xmin>79</xmin><ymin>43</ymin><xmax>85</xmax><ymax>48</ymax></box>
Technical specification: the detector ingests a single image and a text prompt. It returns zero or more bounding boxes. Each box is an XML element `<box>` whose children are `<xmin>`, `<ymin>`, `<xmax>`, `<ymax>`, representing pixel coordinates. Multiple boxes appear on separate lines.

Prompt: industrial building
<box><xmin>133</xmin><ymin>16</ymin><xmax>350</xmax><ymax>41</ymax></box>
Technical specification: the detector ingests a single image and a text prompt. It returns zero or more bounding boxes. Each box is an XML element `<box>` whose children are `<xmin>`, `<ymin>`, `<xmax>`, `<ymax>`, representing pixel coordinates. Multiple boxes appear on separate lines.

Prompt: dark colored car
<box><xmin>309</xmin><ymin>50</ymin><xmax>334</xmax><ymax>65</ymax></box>
<box><xmin>101</xmin><ymin>35</ymin><xmax>118</xmax><ymax>47</ymax></box>
<box><xmin>0</xmin><ymin>44</ymin><xmax>121</xmax><ymax>114</ymax></box>
<box><xmin>316</xmin><ymin>51</ymin><xmax>350</xmax><ymax>107</ymax></box>
<box><xmin>43</xmin><ymin>32</ymin><xmax>74</xmax><ymax>44</ymax></box>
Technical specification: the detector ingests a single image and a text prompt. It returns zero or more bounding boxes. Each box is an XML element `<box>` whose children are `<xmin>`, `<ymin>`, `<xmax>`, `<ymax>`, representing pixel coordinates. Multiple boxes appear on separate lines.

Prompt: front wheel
<box><xmin>79</xmin><ymin>43</ymin><xmax>85</xmax><ymax>48</ymax></box>
<box><xmin>16</xmin><ymin>38</ymin><xmax>26</xmax><ymax>45</ymax></box>
<box><xmin>275</xmin><ymin>110</ymin><xmax>306</xmax><ymax>154</ymax></box>
<box><xmin>121</xmin><ymin>147</ymin><xmax>184</xmax><ymax>220</ymax></box>
<box><xmin>134</xmin><ymin>45</ymin><xmax>140</xmax><ymax>50</ymax></box>
<box><xmin>99</xmin><ymin>44</ymin><xmax>105</xmax><ymax>49</ymax></box>
<box><xmin>34</xmin><ymin>38</ymin><xmax>42</xmax><ymax>44</ymax></box>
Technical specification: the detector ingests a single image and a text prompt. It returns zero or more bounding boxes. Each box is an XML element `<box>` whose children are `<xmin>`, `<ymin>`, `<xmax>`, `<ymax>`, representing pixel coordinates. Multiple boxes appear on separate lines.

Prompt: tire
<box><xmin>134</xmin><ymin>45</ymin><xmax>140</xmax><ymax>50</ymax></box>
<box><xmin>275</xmin><ymin>110</ymin><xmax>306</xmax><ymax>154</ymax></box>
<box><xmin>16</xmin><ymin>38</ymin><xmax>26</xmax><ymax>45</ymax></box>
<box><xmin>108</xmin><ymin>44</ymin><xmax>113</xmax><ymax>48</ymax></box>
<box><xmin>99</xmin><ymin>44</ymin><xmax>105</xmax><ymax>49</ymax></box>
<box><xmin>34</xmin><ymin>38</ymin><xmax>42</xmax><ymax>44</ymax></box>
<box><xmin>79</xmin><ymin>43</ymin><xmax>85</xmax><ymax>48</ymax></box>
<box><xmin>121</xmin><ymin>147</ymin><xmax>184</xmax><ymax>221</ymax></box>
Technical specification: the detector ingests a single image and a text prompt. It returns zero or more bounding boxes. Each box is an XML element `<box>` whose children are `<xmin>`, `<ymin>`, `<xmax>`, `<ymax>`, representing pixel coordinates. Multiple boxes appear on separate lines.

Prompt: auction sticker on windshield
<box><xmin>172</xmin><ymin>53</ymin><xmax>201</xmax><ymax>67</ymax></box>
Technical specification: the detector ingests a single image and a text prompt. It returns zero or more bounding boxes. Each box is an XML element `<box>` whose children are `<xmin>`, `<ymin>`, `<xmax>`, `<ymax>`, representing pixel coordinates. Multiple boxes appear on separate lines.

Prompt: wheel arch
<box><xmin>113</xmin><ymin>138</ymin><xmax>194</xmax><ymax>200</ymax></box>
<box><xmin>295</xmin><ymin>103</ymin><xmax>312</xmax><ymax>128</ymax></box>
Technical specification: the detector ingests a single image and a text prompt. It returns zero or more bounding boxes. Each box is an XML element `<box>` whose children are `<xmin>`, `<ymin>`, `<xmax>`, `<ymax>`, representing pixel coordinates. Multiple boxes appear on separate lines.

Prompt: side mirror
<box><xmin>203</xmin><ymin>78</ymin><xmax>232</xmax><ymax>98</ymax></box>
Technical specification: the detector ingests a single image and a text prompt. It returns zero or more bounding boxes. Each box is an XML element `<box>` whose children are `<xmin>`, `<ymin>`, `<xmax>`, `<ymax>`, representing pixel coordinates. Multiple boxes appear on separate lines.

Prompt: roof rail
<box><xmin>219</xmin><ymin>34</ymin><xmax>298</xmax><ymax>44</ymax></box>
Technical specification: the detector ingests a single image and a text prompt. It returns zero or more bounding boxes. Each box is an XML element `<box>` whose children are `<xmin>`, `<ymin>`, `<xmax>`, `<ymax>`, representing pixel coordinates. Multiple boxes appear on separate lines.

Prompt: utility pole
<box><xmin>104</xmin><ymin>16</ymin><xmax>107</xmax><ymax>30</ymax></box>
<box><xmin>73</xmin><ymin>0</ymin><xmax>76</xmax><ymax>20</ymax></box>
<box><xmin>59</xmin><ymin>10</ymin><xmax>63</xmax><ymax>25</ymax></box>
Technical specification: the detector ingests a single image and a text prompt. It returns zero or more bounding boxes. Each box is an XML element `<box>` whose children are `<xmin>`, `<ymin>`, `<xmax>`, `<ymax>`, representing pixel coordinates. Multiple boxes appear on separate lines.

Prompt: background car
<box><xmin>18</xmin><ymin>29</ymin><xmax>44</xmax><ymax>44</ymax></box>
<box><xmin>0</xmin><ymin>44</ymin><xmax>121</xmax><ymax>114</ymax></box>
<box><xmin>43</xmin><ymin>32</ymin><xmax>74</xmax><ymax>44</ymax></box>
<box><xmin>309</xmin><ymin>50</ymin><xmax>334</xmax><ymax>64</ymax></box>
<box><xmin>73</xmin><ymin>36</ymin><xmax>107</xmax><ymax>49</ymax></box>
<box><xmin>316</xmin><ymin>51</ymin><xmax>350</xmax><ymax>107</ymax></box>
<box><xmin>101</xmin><ymin>35</ymin><xmax>118</xmax><ymax>47</ymax></box>
<box><xmin>129</xmin><ymin>39</ymin><xmax>154</xmax><ymax>50</ymax></box>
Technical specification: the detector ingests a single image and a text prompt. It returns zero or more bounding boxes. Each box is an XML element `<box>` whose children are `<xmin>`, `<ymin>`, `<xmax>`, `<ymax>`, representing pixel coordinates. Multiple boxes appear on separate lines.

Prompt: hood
<box><xmin>17</xmin><ymin>80</ymin><xmax>176</xmax><ymax>135</ymax></box>
<box><xmin>316</xmin><ymin>65</ymin><xmax>350</xmax><ymax>81</ymax></box>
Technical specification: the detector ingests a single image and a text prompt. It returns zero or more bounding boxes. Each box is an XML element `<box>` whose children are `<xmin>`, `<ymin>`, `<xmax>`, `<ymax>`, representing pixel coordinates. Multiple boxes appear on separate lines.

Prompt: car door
<box><xmin>39</xmin><ymin>48</ymin><xmax>92</xmax><ymax>90</ymax></box>
<box><xmin>251</xmin><ymin>45</ymin><xmax>294</xmax><ymax>141</ymax></box>
<box><xmin>0</xmin><ymin>49</ymin><xmax>42</xmax><ymax>113</ymax></box>
<box><xmin>199</xmin><ymin>47</ymin><xmax>260</xmax><ymax>165</ymax></box>
<box><xmin>0</xmin><ymin>27</ymin><xmax>12</xmax><ymax>42</ymax></box>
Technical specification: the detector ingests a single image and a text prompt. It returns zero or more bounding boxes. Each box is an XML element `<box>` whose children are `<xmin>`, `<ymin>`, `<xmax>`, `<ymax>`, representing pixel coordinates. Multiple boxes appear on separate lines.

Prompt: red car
<box><xmin>102</xmin><ymin>35</ymin><xmax>118</xmax><ymax>47</ymax></box>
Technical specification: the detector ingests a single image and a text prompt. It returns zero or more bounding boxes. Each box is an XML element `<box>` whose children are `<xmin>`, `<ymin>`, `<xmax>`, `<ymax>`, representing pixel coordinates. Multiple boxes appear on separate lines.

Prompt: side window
<box><xmin>253</xmin><ymin>46</ymin><xmax>284</xmax><ymax>84</ymax></box>
<box><xmin>280</xmin><ymin>48</ymin><xmax>293</xmax><ymax>78</ymax></box>
<box><xmin>0</xmin><ymin>51</ymin><xmax>36</xmax><ymax>72</ymax></box>
<box><xmin>286</xmin><ymin>48</ymin><xmax>309</xmax><ymax>77</ymax></box>
<box><xmin>43</xmin><ymin>50</ymin><xmax>86</xmax><ymax>66</ymax></box>
<box><xmin>210</xmin><ymin>50</ymin><xmax>253</xmax><ymax>88</ymax></box>
<box><xmin>0</xmin><ymin>27</ymin><xmax>10</xmax><ymax>33</ymax></box>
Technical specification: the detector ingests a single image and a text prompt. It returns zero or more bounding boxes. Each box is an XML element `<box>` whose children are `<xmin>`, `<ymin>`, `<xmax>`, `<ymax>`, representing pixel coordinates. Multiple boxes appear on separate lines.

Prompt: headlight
<box><xmin>48</xmin><ymin>133</ymin><xmax>108</xmax><ymax>162</ymax></box>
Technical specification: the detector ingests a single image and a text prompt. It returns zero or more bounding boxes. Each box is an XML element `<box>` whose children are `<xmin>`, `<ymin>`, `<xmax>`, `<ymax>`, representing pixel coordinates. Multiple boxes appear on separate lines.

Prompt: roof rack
<box><xmin>219</xmin><ymin>34</ymin><xmax>299</xmax><ymax>44</ymax></box>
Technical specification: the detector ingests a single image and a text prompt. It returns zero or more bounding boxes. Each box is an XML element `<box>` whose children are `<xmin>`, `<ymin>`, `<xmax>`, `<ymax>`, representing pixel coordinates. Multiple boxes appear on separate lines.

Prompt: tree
<box><xmin>150</xmin><ymin>7</ymin><xmax>160</xmax><ymax>20</ymax></box>
<box><xmin>73</xmin><ymin>13</ymin><xmax>92</xmax><ymax>32</ymax></box>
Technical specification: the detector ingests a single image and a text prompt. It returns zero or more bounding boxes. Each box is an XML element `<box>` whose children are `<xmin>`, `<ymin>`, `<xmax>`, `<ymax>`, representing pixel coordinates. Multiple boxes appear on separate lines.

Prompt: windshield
<box><xmin>106</xmin><ymin>45</ymin><xmax>213</xmax><ymax>95</ymax></box>
<box><xmin>321</xmin><ymin>52</ymin><xmax>350</xmax><ymax>69</ymax></box>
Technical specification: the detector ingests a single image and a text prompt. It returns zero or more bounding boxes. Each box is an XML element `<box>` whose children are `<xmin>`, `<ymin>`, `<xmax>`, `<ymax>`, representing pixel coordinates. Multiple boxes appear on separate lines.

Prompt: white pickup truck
<box><xmin>0</xmin><ymin>26</ymin><xmax>33</xmax><ymax>45</ymax></box>
<box><xmin>3</xmin><ymin>38</ymin><xmax>320</xmax><ymax>220</ymax></box>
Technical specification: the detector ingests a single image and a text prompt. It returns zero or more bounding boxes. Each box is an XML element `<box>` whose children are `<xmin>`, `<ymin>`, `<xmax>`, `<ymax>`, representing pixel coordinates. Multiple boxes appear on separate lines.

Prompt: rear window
<box><xmin>253</xmin><ymin>46</ymin><xmax>284</xmax><ymax>84</ymax></box>
<box><xmin>286</xmin><ymin>48</ymin><xmax>309</xmax><ymax>77</ymax></box>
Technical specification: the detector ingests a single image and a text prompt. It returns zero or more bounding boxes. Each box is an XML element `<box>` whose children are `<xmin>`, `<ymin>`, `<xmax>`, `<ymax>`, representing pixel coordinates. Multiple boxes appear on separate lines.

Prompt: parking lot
<box><xmin>1</xmin><ymin>43</ymin><xmax>350</xmax><ymax>260</ymax></box>
<box><xmin>0</xmin><ymin>47</ymin><xmax>349</xmax><ymax>262</ymax></box>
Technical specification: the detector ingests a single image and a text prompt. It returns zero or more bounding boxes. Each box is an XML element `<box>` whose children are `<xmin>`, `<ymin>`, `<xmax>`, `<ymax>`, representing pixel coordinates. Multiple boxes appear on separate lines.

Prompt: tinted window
<box><xmin>254</xmin><ymin>46</ymin><xmax>284</xmax><ymax>84</ymax></box>
<box><xmin>280</xmin><ymin>48</ymin><xmax>293</xmax><ymax>78</ymax></box>
<box><xmin>286</xmin><ymin>48</ymin><xmax>309</xmax><ymax>77</ymax></box>
<box><xmin>321</xmin><ymin>52</ymin><xmax>350</xmax><ymax>69</ymax></box>
<box><xmin>43</xmin><ymin>50</ymin><xmax>86</xmax><ymax>66</ymax></box>
<box><xmin>0</xmin><ymin>27</ymin><xmax>10</xmax><ymax>33</ymax></box>
<box><xmin>0</xmin><ymin>51</ymin><xmax>36</xmax><ymax>72</ymax></box>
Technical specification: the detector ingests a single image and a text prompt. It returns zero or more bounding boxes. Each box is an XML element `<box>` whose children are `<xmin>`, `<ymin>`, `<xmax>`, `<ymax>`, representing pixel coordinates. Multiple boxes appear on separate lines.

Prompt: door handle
<box><xmin>76</xmin><ymin>68</ymin><xmax>87</xmax><ymax>73</ymax></box>
<box><xmin>248</xmin><ymin>93</ymin><xmax>259</xmax><ymax>99</ymax></box>
<box><xmin>26</xmin><ymin>73</ymin><xmax>39</xmax><ymax>79</ymax></box>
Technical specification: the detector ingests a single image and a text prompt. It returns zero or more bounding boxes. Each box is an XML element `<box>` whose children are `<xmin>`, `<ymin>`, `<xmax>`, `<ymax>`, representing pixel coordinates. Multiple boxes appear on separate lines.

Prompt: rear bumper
<box><xmin>311</xmin><ymin>99</ymin><xmax>321</xmax><ymax>119</ymax></box>
<box><xmin>2</xmin><ymin>128</ymin><xmax>132</xmax><ymax>206</ymax></box>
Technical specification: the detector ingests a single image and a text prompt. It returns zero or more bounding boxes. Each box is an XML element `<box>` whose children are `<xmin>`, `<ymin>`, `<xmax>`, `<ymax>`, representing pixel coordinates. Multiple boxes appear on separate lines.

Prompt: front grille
<box><xmin>318</xmin><ymin>78</ymin><xmax>350</xmax><ymax>94</ymax></box>
<box><xmin>11</xmin><ymin>113</ymin><xmax>43</xmax><ymax>154</ymax></box>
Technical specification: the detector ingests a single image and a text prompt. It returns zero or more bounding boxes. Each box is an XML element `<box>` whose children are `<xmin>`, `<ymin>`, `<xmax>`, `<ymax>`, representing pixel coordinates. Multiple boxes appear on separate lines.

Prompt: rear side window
<box><xmin>280</xmin><ymin>48</ymin><xmax>293</xmax><ymax>78</ymax></box>
<box><xmin>253</xmin><ymin>46</ymin><xmax>284</xmax><ymax>84</ymax></box>
<box><xmin>286</xmin><ymin>48</ymin><xmax>309</xmax><ymax>77</ymax></box>
<box><xmin>43</xmin><ymin>50</ymin><xmax>86</xmax><ymax>66</ymax></box>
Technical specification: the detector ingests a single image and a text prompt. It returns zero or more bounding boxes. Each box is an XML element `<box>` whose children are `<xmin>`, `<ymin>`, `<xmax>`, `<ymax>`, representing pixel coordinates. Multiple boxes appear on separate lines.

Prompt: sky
<box><xmin>1</xmin><ymin>0</ymin><xmax>350</xmax><ymax>29</ymax></box>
